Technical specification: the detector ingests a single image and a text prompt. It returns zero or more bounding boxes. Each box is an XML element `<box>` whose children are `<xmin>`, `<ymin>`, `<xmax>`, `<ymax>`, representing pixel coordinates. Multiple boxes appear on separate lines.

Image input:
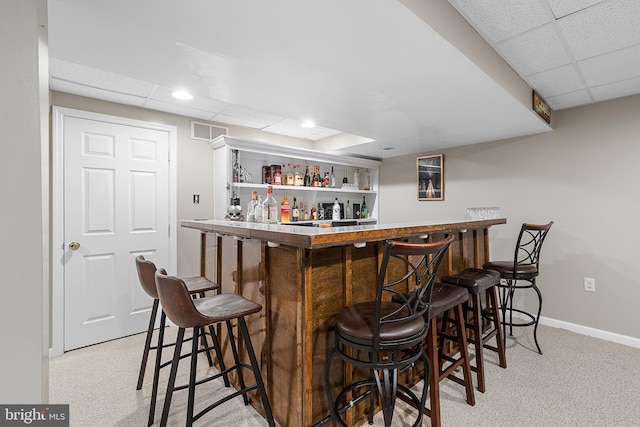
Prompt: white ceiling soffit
<box><xmin>48</xmin><ymin>0</ymin><xmax>553</xmax><ymax>159</ymax></box>
<box><xmin>447</xmin><ymin>0</ymin><xmax>640</xmax><ymax>112</ymax></box>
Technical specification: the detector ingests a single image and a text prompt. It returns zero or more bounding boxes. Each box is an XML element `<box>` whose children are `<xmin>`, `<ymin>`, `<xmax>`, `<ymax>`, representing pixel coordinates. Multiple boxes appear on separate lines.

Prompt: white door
<box><xmin>62</xmin><ymin>115</ymin><xmax>170</xmax><ymax>351</ymax></box>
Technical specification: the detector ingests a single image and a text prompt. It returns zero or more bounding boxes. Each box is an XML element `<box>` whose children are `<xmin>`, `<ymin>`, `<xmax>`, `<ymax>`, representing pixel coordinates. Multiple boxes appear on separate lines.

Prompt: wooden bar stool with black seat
<box><xmin>323</xmin><ymin>236</ymin><xmax>453</xmax><ymax>427</ymax></box>
<box><xmin>135</xmin><ymin>255</ymin><xmax>228</xmax><ymax>426</ymax></box>
<box><xmin>424</xmin><ymin>282</ymin><xmax>476</xmax><ymax>427</ymax></box>
<box><xmin>483</xmin><ymin>222</ymin><xmax>553</xmax><ymax>355</ymax></box>
<box><xmin>154</xmin><ymin>269</ymin><xmax>275</xmax><ymax>427</ymax></box>
<box><xmin>441</xmin><ymin>268</ymin><xmax>507</xmax><ymax>393</ymax></box>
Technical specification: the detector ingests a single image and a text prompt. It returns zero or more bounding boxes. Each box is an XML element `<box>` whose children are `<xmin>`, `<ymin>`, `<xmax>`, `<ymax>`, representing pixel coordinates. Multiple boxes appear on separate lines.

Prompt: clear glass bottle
<box><xmin>345</xmin><ymin>200</ymin><xmax>352</xmax><ymax>219</ymax></box>
<box><xmin>246</xmin><ymin>190</ymin><xmax>258</xmax><ymax>222</ymax></box>
<box><xmin>330</xmin><ymin>166</ymin><xmax>336</xmax><ymax>188</ymax></box>
<box><xmin>255</xmin><ymin>194</ymin><xmax>264</xmax><ymax>223</ymax></box>
<box><xmin>294</xmin><ymin>164</ymin><xmax>303</xmax><ymax>186</ymax></box>
<box><xmin>265</xmin><ymin>186</ymin><xmax>278</xmax><ymax>224</ymax></box>
<box><xmin>363</xmin><ymin>169</ymin><xmax>370</xmax><ymax>191</ymax></box>
<box><xmin>286</xmin><ymin>163</ymin><xmax>294</xmax><ymax>186</ymax></box>
<box><xmin>353</xmin><ymin>168</ymin><xmax>361</xmax><ymax>189</ymax></box>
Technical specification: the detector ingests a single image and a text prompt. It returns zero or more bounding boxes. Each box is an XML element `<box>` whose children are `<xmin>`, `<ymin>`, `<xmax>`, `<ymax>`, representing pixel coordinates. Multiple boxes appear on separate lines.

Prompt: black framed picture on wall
<box><xmin>417</xmin><ymin>154</ymin><xmax>443</xmax><ymax>201</ymax></box>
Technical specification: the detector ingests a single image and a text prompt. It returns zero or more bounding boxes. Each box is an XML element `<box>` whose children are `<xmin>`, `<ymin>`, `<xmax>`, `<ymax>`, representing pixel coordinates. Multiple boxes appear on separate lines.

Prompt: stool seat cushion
<box><xmin>429</xmin><ymin>283</ymin><xmax>469</xmax><ymax>319</ymax></box>
<box><xmin>193</xmin><ymin>294</ymin><xmax>262</xmax><ymax>326</ymax></box>
<box><xmin>441</xmin><ymin>268</ymin><xmax>500</xmax><ymax>294</ymax></box>
<box><xmin>483</xmin><ymin>261</ymin><xmax>538</xmax><ymax>278</ymax></box>
<box><xmin>335</xmin><ymin>301</ymin><xmax>426</xmax><ymax>344</ymax></box>
<box><xmin>182</xmin><ymin>276</ymin><xmax>221</xmax><ymax>294</ymax></box>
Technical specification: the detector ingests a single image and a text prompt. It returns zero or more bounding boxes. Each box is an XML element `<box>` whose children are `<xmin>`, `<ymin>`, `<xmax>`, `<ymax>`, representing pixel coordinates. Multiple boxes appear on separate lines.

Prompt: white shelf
<box><xmin>231</xmin><ymin>182</ymin><xmax>375</xmax><ymax>194</ymax></box>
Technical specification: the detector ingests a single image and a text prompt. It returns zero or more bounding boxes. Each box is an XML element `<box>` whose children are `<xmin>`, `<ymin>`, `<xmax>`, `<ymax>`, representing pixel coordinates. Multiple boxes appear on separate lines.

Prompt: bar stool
<box><xmin>135</xmin><ymin>255</ymin><xmax>227</xmax><ymax>426</ymax></box>
<box><xmin>483</xmin><ymin>222</ymin><xmax>553</xmax><ymax>354</ymax></box>
<box><xmin>155</xmin><ymin>269</ymin><xmax>275</xmax><ymax>427</ymax></box>
<box><xmin>441</xmin><ymin>268</ymin><xmax>507</xmax><ymax>393</ymax></box>
<box><xmin>424</xmin><ymin>282</ymin><xmax>475</xmax><ymax>427</ymax></box>
<box><xmin>324</xmin><ymin>236</ymin><xmax>453</xmax><ymax>427</ymax></box>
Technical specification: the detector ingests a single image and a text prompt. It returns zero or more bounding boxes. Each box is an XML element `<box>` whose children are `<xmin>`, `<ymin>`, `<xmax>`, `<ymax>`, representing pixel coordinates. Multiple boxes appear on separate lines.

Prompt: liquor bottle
<box><xmin>232</xmin><ymin>150</ymin><xmax>240</xmax><ymax>183</ymax></box>
<box><xmin>353</xmin><ymin>168</ymin><xmax>361</xmax><ymax>190</ymax></box>
<box><xmin>345</xmin><ymin>200</ymin><xmax>352</xmax><ymax>219</ymax></box>
<box><xmin>332</xmin><ymin>198</ymin><xmax>341</xmax><ymax>221</ymax></box>
<box><xmin>291</xmin><ymin>197</ymin><xmax>299</xmax><ymax>222</ymax></box>
<box><xmin>323</xmin><ymin>171</ymin><xmax>330</xmax><ymax>188</ymax></box>
<box><xmin>304</xmin><ymin>165</ymin><xmax>311</xmax><ymax>187</ymax></box>
<box><xmin>363</xmin><ymin>169</ymin><xmax>370</xmax><ymax>191</ymax></box>
<box><xmin>343</xmin><ymin>170</ymin><xmax>348</xmax><ymax>185</ymax></box>
<box><xmin>273</xmin><ymin>165</ymin><xmax>282</xmax><ymax>185</ymax></box>
<box><xmin>255</xmin><ymin>194</ymin><xmax>264</xmax><ymax>223</ymax></box>
<box><xmin>313</xmin><ymin>166</ymin><xmax>321</xmax><ymax>187</ymax></box>
<box><xmin>265</xmin><ymin>186</ymin><xmax>278</xmax><ymax>224</ymax></box>
<box><xmin>317</xmin><ymin>202</ymin><xmax>325</xmax><ymax>220</ymax></box>
<box><xmin>246</xmin><ymin>190</ymin><xmax>258</xmax><ymax>222</ymax></box>
<box><xmin>286</xmin><ymin>163</ymin><xmax>294</xmax><ymax>186</ymax></box>
<box><xmin>280</xmin><ymin>196</ymin><xmax>290</xmax><ymax>222</ymax></box>
<box><xmin>361</xmin><ymin>195</ymin><xmax>368</xmax><ymax>219</ymax></box>
<box><xmin>294</xmin><ymin>164</ymin><xmax>304</xmax><ymax>186</ymax></box>
<box><xmin>330</xmin><ymin>166</ymin><xmax>336</xmax><ymax>188</ymax></box>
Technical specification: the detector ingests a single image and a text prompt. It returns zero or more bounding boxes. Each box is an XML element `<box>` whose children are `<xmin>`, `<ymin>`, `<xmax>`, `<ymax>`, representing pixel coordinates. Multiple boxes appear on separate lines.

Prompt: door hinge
<box><xmin>168</xmin><ymin>224</ymin><xmax>171</xmax><ymax>237</ymax></box>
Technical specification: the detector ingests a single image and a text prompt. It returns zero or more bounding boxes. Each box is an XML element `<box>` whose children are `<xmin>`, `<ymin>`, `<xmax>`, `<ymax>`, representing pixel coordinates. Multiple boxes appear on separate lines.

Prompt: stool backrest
<box><xmin>135</xmin><ymin>255</ymin><xmax>159</xmax><ymax>299</ymax></box>
<box><xmin>374</xmin><ymin>235</ymin><xmax>454</xmax><ymax>349</ymax></box>
<box><xmin>154</xmin><ymin>269</ymin><xmax>204</xmax><ymax>329</ymax></box>
<box><xmin>513</xmin><ymin>222</ymin><xmax>554</xmax><ymax>275</ymax></box>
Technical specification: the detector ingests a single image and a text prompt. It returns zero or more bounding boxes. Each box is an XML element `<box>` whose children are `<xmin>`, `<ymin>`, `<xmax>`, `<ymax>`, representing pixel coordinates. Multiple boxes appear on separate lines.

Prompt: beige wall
<box><xmin>380</xmin><ymin>93</ymin><xmax>640</xmax><ymax>340</ymax></box>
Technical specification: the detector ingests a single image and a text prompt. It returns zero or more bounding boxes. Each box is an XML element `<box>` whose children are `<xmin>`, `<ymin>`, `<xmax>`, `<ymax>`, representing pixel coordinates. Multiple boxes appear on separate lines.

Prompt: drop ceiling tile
<box><xmin>578</xmin><ymin>43</ymin><xmax>640</xmax><ymax>86</ymax></box>
<box><xmin>448</xmin><ymin>0</ymin><xmax>550</xmax><ymax>43</ymax></box>
<box><xmin>49</xmin><ymin>58</ymin><xmax>156</xmax><ymax>97</ymax></box>
<box><xmin>215</xmin><ymin>105</ymin><xmax>287</xmax><ymax>129</ymax></box>
<box><xmin>557</xmin><ymin>0</ymin><xmax>640</xmax><ymax>61</ymax></box>
<box><xmin>590</xmin><ymin>76</ymin><xmax>640</xmax><ymax>102</ymax></box>
<box><xmin>142</xmin><ymin>99</ymin><xmax>217</xmax><ymax>121</ymax></box>
<box><xmin>497</xmin><ymin>24</ymin><xmax>571</xmax><ymax>76</ymax></box>
<box><xmin>148</xmin><ymin>86</ymin><xmax>229</xmax><ymax>114</ymax></box>
<box><xmin>526</xmin><ymin>65</ymin><xmax>585</xmax><ymax>97</ymax></box>
<box><xmin>545</xmin><ymin>89</ymin><xmax>593</xmax><ymax>110</ymax></box>
<box><xmin>262</xmin><ymin>118</ymin><xmax>342</xmax><ymax>141</ymax></box>
<box><xmin>50</xmin><ymin>78</ymin><xmax>148</xmax><ymax>107</ymax></box>
<box><xmin>545</xmin><ymin>0</ymin><xmax>607</xmax><ymax>19</ymax></box>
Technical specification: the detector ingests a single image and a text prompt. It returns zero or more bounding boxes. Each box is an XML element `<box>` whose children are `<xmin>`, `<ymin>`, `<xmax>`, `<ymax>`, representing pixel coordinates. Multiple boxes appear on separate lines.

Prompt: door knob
<box><xmin>68</xmin><ymin>241</ymin><xmax>81</xmax><ymax>251</ymax></box>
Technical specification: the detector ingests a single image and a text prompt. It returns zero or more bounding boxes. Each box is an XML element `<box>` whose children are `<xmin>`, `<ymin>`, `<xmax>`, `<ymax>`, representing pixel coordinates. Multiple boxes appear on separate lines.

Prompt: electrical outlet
<box><xmin>584</xmin><ymin>277</ymin><xmax>595</xmax><ymax>292</ymax></box>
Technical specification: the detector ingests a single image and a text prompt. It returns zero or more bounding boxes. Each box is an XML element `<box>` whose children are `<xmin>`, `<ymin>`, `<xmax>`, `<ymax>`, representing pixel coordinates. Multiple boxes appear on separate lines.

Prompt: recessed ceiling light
<box><xmin>300</xmin><ymin>120</ymin><xmax>316</xmax><ymax>129</ymax></box>
<box><xmin>171</xmin><ymin>90</ymin><xmax>193</xmax><ymax>100</ymax></box>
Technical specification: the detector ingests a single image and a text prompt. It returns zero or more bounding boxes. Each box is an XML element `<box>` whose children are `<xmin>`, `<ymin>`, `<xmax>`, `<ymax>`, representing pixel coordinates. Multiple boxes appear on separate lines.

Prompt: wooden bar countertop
<box><xmin>181</xmin><ymin>217</ymin><xmax>506</xmax><ymax>249</ymax></box>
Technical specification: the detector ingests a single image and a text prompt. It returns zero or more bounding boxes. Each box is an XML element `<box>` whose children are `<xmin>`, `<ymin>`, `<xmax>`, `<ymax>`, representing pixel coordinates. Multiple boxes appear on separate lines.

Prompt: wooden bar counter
<box><xmin>181</xmin><ymin>218</ymin><xmax>506</xmax><ymax>427</ymax></box>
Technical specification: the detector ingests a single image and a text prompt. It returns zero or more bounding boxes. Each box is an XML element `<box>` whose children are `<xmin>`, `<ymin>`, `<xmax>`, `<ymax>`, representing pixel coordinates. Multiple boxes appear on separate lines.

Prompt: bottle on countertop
<box><xmin>345</xmin><ymin>200</ymin><xmax>352</xmax><ymax>219</ymax></box>
<box><xmin>291</xmin><ymin>197</ymin><xmax>299</xmax><ymax>222</ymax></box>
<box><xmin>246</xmin><ymin>190</ymin><xmax>258</xmax><ymax>222</ymax></box>
<box><xmin>361</xmin><ymin>195</ymin><xmax>368</xmax><ymax>219</ymax></box>
<box><xmin>265</xmin><ymin>186</ymin><xmax>278</xmax><ymax>223</ymax></box>
<box><xmin>280</xmin><ymin>196</ymin><xmax>290</xmax><ymax>222</ymax></box>
<box><xmin>255</xmin><ymin>194</ymin><xmax>264</xmax><ymax>223</ymax></box>
<box><xmin>332</xmin><ymin>198</ymin><xmax>341</xmax><ymax>221</ymax></box>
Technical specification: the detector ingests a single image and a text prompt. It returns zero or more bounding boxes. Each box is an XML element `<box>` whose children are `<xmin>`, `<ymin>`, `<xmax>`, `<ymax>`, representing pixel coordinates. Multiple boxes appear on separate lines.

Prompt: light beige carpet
<box><xmin>49</xmin><ymin>324</ymin><xmax>640</xmax><ymax>426</ymax></box>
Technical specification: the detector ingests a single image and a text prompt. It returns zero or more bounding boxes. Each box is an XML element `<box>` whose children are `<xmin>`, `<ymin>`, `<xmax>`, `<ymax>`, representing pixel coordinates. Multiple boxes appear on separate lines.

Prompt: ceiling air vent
<box><xmin>191</xmin><ymin>121</ymin><xmax>228</xmax><ymax>141</ymax></box>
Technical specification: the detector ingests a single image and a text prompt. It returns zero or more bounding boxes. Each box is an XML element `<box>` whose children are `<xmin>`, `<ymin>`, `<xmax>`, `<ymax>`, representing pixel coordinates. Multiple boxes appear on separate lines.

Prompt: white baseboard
<box><xmin>539</xmin><ymin>316</ymin><xmax>640</xmax><ymax>349</ymax></box>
